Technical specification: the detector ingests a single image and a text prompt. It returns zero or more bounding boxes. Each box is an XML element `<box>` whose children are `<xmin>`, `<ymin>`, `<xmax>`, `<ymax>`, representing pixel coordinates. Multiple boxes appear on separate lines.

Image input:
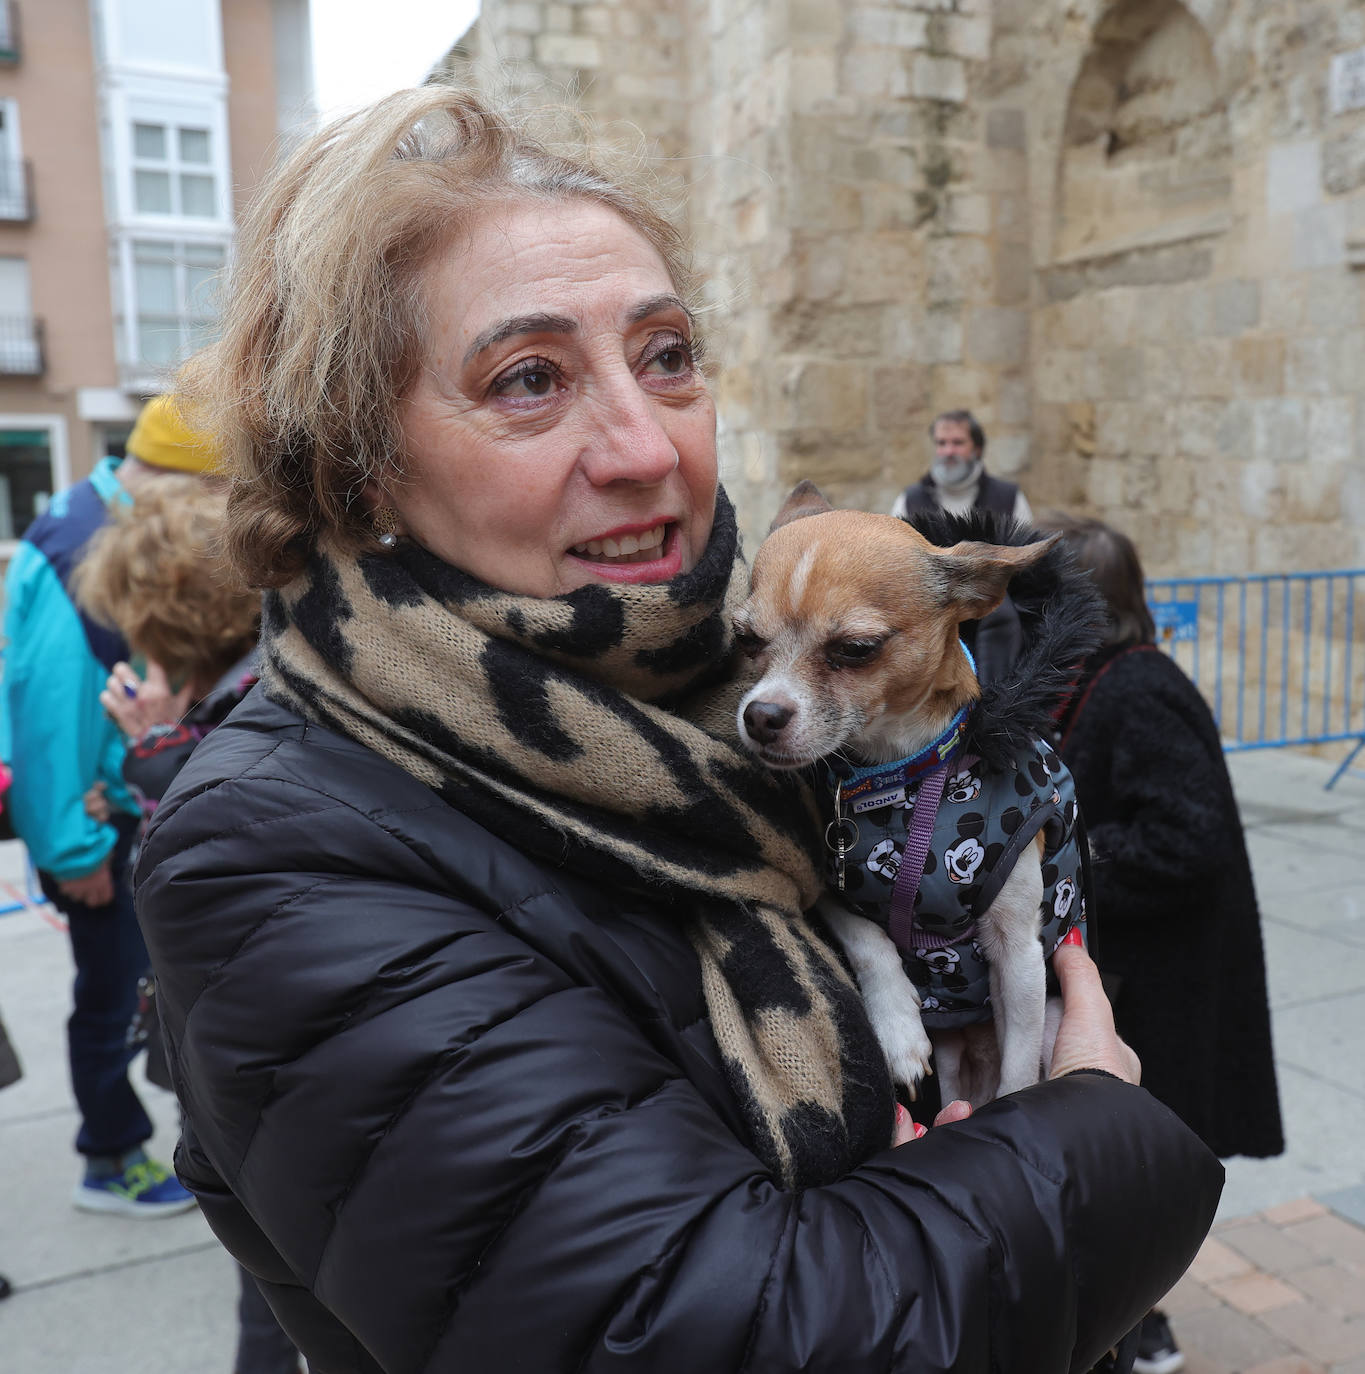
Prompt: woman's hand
<box><xmin>893</xmin><ymin>941</ymin><xmax>1139</xmax><ymax>1147</ymax></box>
<box><xmin>1046</xmin><ymin>941</ymin><xmax>1141</xmax><ymax>1085</ymax></box>
<box><xmin>893</xmin><ymin>1096</ymin><xmax>974</xmax><ymax>1146</ymax></box>
<box><xmin>57</xmin><ymin>860</ymin><xmax>114</xmax><ymax>908</ymax></box>
<box><xmin>100</xmin><ymin>661</ymin><xmax>194</xmax><ymax>740</ymax></box>
<box><xmin>82</xmin><ymin>782</ymin><xmax>111</xmax><ymax>823</ymax></box>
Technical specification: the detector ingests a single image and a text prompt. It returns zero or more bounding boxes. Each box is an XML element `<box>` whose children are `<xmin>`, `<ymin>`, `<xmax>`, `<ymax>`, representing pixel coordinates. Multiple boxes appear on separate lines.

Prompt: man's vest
<box><xmin>820</xmin><ymin>734</ymin><xmax>1084</xmax><ymax>1030</ymax></box>
<box><xmin>900</xmin><ymin>471</ymin><xmax>1020</xmax><ymax>518</ymax></box>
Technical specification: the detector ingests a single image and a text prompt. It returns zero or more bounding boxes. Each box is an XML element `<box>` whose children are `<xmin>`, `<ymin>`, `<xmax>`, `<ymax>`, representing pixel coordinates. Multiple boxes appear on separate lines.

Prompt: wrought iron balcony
<box><xmin>0</xmin><ymin>3</ymin><xmax>20</xmax><ymax>64</ymax></box>
<box><xmin>0</xmin><ymin>316</ymin><xmax>43</xmax><ymax>374</ymax></box>
<box><xmin>0</xmin><ymin>160</ymin><xmax>33</xmax><ymax>221</ymax></box>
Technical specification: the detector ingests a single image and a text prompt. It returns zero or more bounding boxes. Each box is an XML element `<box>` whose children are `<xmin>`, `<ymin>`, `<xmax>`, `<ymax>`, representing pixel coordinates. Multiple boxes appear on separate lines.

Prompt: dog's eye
<box><xmin>826</xmin><ymin>637</ymin><xmax>884</xmax><ymax>669</ymax></box>
<box><xmin>732</xmin><ymin>626</ymin><xmax>767</xmax><ymax>659</ymax></box>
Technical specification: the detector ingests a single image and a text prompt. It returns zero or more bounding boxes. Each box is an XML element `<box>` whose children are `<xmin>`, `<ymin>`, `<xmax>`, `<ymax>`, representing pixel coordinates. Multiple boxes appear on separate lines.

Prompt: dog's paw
<box><xmin>878</xmin><ymin>1014</ymin><xmax>934</xmax><ymax>1100</ymax></box>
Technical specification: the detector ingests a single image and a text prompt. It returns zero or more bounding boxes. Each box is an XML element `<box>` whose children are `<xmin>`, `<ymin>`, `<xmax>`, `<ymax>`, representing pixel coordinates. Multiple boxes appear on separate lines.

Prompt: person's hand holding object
<box><xmin>1047</xmin><ymin>935</ymin><xmax>1141</xmax><ymax>1084</ymax></box>
<box><xmin>892</xmin><ymin>933</ymin><xmax>1138</xmax><ymax>1146</ymax></box>
<box><xmin>100</xmin><ymin>661</ymin><xmax>194</xmax><ymax>740</ymax></box>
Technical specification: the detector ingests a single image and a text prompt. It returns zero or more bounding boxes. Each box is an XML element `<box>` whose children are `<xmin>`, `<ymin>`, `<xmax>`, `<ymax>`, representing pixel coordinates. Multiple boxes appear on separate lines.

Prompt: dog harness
<box><xmin>820</xmin><ymin>720</ymin><xmax>1084</xmax><ymax>1030</ymax></box>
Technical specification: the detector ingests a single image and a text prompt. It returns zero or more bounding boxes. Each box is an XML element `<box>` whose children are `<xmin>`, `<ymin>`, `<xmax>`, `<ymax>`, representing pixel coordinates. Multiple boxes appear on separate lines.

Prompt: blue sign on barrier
<box><xmin>1151</xmin><ymin>599</ymin><xmax>1199</xmax><ymax>643</ymax></box>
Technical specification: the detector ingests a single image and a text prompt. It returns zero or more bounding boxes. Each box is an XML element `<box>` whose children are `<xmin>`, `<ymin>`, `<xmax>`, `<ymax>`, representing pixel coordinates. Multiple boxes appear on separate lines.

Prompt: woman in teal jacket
<box><xmin>0</xmin><ymin>401</ymin><xmax>204</xmax><ymax>1214</ymax></box>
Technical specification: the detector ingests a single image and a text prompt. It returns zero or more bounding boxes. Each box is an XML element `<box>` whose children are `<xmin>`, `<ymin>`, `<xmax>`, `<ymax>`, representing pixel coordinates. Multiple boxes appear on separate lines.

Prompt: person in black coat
<box><xmin>134</xmin><ymin>85</ymin><xmax>1223</xmax><ymax>1374</ymax></box>
<box><xmin>1048</xmin><ymin>514</ymin><xmax>1283</xmax><ymax>1374</ymax></box>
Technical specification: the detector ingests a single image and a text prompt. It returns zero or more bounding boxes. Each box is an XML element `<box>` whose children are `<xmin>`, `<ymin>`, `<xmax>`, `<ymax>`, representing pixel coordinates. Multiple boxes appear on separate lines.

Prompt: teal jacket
<box><xmin>1</xmin><ymin>458</ymin><xmax>137</xmax><ymax>879</ymax></box>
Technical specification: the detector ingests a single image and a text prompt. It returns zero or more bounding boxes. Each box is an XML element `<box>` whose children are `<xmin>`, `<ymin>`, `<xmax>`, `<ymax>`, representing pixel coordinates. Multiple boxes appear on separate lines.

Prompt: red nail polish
<box><xmin>895</xmin><ymin>1102</ymin><xmax>908</xmax><ymax>1124</ymax></box>
<box><xmin>1062</xmin><ymin>927</ymin><xmax>1085</xmax><ymax>947</ymax></box>
<box><xmin>913</xmin><ymin>1123</ymin><xmax>928</xmax><ymax>1139</ymax></box>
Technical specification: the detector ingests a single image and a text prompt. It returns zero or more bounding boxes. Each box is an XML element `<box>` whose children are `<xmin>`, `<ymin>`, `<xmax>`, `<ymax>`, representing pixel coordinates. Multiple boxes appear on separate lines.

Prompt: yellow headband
<box><xmin>126</xmin><ymin>395</ymin><xmax>222</xmax><ymax>474</ymax></box>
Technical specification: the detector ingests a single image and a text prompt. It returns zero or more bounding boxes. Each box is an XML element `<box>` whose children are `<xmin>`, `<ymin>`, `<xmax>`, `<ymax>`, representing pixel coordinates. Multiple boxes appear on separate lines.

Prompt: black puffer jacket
<box><xmin>136</xmin><ymin>688</ymin><xmax>1223</xmax><ymax>1374</ymax></box>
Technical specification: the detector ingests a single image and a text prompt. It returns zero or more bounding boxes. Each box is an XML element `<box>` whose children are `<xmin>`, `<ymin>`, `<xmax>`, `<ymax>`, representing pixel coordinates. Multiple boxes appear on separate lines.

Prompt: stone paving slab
<box><xmin>1255</xmin><ymin>821</ymin><xmax>1365</xmax><ymax>866</ymax></box>
<box><xmin>1321</xmin><ymin>1187</ymin><xmax>1365</xmax><ymax>1231</ymax></box>
<box><xmin>1163</xmin><ymin>1200</ymin><xmax>1365</xmax><ymax>1374</ymax></box>
<box><xmin>1244</xmin><ymin>831</ymin><xmax>1365</xmax><ymax>906</ymax></box>
<box><xmin>7</xmin><ymin>1104</ymin><xmax>213</xmax><ymax>1287</ymax></box>
<box><xmin>1259</xmin><ymin>919</ymin><xmax>1365</xmax><ymax>1009</ymax></box>
<box><xmin>1273</xmin><ymin>992</ymin><xmax>1365</xmax><ymax>1098</ymax></box>
<box><xmin>1219</xmin><ymin>1063</ymin><xmax>1365</xmax><ymax>1219</ymax></box>
<box><xmin>0</xmin><ymin>1243</ymin><xmax>238</xmax><ymax>1374</ymax></box>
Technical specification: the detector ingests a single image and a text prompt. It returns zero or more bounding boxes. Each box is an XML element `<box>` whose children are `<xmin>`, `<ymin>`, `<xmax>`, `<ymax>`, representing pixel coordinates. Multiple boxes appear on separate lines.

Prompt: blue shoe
<box><xmin>72</xmin><ymin>1150</ymin><xmax>197</xmax><ymax>1218</ymax></box>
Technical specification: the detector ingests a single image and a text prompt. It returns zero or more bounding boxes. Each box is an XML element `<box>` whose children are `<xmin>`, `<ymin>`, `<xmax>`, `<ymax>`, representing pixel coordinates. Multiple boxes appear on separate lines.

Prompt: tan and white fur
<box><xmin>735</xmin><ymin>481</ymin><xmax>1062</xmax><ymax>1108</ymax></box>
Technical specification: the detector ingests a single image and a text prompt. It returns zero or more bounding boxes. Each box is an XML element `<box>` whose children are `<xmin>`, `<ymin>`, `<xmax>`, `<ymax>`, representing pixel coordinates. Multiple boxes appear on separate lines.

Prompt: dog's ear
<box><xmin>768</xmin><ymin>480</ymin><xmax>834</xmax><ymax>533</ymax></box>
<box><xmin>934</xmin><ymin>533</ymin><xmax>1060</xmax><ymax>621</ymax></box>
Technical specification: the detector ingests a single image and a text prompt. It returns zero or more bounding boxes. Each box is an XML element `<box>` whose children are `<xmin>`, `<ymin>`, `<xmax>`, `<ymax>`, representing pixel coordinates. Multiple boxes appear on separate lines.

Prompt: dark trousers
<box><xmin>236</xmin><ymin>1266</ymin><xmax>303</xmax><ymax>1374</ymax></box>
<box><xmin>39</xmin><ymin>818</ymin><xmax>153</xmax><ymax>1159</ymax></box>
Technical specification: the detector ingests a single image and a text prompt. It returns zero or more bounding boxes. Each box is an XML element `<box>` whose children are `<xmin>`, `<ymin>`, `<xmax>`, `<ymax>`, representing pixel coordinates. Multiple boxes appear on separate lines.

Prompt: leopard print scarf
<box><xmin>261</xmin><ymin>491</ymin><xmax>894</xmax><ymax>1187</ymax></box>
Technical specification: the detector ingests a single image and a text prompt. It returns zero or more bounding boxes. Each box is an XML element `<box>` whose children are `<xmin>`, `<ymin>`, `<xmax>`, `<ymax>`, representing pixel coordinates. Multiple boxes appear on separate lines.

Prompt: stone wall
<box><xmin>1018</xmin><ymin>0</ymin><xmax>1365</xmax><ymax>575</ymax></box>
<box><xmin>697</xmin><ymin>0</ymin><xmax>1039</xmax><ymax>540</ymax></box>
<box><xmin>444</xmin><ymin>0</ymin><xmax>1365</xmax><ymax>574</ymax></box>
<box><xmin>438</xmin><ymin>0</ymin><xmax>690</xmax><ymax>160</ymax></box>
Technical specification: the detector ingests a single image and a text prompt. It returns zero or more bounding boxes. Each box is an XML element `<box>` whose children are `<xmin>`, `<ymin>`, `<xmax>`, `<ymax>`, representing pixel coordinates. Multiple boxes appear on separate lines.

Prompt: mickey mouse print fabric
<box><xmin>823</xmin><ymin>738</ymin><xmax>1084</xmax><ymax>1029</ymax></box>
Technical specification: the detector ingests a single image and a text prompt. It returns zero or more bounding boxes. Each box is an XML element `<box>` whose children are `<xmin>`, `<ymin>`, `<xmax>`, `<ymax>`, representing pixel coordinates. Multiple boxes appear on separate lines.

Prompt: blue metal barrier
<box><xmin>1145</xmin><ymin>570</ymin><xmax>1365</xmax><ymax>790</ymax></box>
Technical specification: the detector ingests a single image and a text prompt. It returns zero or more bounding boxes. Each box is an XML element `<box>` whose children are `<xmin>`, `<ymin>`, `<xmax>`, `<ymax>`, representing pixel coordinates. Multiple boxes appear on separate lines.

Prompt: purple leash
<box><xmin>887</xmin><ymin>762</ymin><xmax>950</xmax><ymax>954</ymax></box>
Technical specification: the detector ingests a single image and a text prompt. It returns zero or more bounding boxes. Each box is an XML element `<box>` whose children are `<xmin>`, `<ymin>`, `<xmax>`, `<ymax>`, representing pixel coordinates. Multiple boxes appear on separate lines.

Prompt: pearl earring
<box><xmin>372</xmin><ymin>505</ymin><xmax>401</xmax><ymax>550</ymax></box>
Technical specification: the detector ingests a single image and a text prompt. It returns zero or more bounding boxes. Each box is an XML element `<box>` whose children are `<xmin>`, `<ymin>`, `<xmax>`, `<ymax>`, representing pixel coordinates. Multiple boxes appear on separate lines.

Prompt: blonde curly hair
<box><xmin>72</xmin><ymin>475</ymin><xmax>260</xmax><ymax>688</ymax></box>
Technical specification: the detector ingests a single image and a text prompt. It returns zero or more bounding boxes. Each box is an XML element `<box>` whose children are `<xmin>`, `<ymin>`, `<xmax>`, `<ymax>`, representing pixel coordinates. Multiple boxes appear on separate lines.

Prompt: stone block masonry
<box><xmin>451</xmin><ymin>0</ymin><xmax>1365</xmax><ymax>572</ymax></box>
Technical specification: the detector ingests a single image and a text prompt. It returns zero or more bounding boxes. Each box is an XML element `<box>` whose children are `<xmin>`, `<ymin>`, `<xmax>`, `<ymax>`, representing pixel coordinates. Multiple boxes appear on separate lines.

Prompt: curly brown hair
<box><xmin>72</xmin><ymin>475</ymin><xmax>260</xmax><ymax>688</ymax></box>
<box><xmin>176</xmin><ymin>83</ymin><xmax>699</xmax><ymax>589</ymax></box>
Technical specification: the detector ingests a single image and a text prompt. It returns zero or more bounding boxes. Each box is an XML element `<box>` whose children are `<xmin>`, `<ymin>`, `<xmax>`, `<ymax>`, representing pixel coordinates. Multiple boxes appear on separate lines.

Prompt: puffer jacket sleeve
<box><xmin>137</xmin><ymin>765</ymin><xmax>1221</xmax><ymax>1374</ymax></box>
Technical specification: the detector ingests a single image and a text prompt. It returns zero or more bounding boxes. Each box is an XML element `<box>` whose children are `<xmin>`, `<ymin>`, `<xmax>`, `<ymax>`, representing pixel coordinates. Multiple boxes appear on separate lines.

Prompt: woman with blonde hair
<box><xmin>75</xmin><ymin>473</ymin><xmax>259</xmax><ymax>737</ymax></box>
<box><xmin>134</xmin><ymin>85</ymin><xmax>1222</xmax><ymax>1374</ymax></box>
<box><xmin>76</xmin><ymin>473</ymin><xmax>260</xmax><ymax>825</ymax></box>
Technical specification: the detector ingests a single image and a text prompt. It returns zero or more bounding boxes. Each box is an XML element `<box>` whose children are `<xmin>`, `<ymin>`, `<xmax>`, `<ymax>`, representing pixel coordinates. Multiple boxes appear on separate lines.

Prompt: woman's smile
<box><xmin>389</xmin><ymin>200</ymin><xmax>718</xmax><ymax>598</ymax></box>
<box><xmin>567</xmin><ymin>520</ymin><xmax>682</xmax><ymax>580</ymax></box>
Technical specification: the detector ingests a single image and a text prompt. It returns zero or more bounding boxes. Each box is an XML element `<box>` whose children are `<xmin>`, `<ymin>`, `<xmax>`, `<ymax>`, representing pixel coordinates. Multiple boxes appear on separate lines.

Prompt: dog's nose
<box><xmin>743</xmin><ymin>699</ymin><xmax>793</xmax><ymax>744</ymax></box>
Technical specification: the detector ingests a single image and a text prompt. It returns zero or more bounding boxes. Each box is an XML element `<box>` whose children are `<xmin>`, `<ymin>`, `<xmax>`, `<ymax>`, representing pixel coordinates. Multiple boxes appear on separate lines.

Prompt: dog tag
<box><xmin>825</xmin><ymin>782</ymin><xmax>860</xmax><ymax>890</ymax></box>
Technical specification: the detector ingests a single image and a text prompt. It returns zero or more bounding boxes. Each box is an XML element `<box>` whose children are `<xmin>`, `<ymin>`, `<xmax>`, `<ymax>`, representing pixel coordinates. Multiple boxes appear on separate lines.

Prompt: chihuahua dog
<box><xmin>734</xmin><ymin>482</ymin><xmax>1085</xmax><ymax>1108</ymax></box>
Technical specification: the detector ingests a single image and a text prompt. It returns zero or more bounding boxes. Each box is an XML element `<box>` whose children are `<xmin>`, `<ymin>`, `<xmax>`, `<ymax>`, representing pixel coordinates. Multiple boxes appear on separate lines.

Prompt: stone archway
<box><xmin>1030</xmin><ymin>0</ymin><xmax>1238</xmax><ymax>571</ymax></box>
<box><xmin>1056</xmin><ymin>0</ymin><xmax>1231</xmax><ymax>261</ymax></box>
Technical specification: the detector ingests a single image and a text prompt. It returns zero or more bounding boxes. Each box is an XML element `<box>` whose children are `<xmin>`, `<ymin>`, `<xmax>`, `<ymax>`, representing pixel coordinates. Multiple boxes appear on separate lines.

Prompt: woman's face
<box><xmin>390</xmin><ymin>199</ymin><xmax>718</xmax><ymax>598</ymax></box>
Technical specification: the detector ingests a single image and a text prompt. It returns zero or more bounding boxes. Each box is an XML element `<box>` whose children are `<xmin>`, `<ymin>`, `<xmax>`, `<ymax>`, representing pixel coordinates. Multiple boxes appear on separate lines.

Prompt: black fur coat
<box><xmin>1058</xmin><ymin>641</ymin><xmax>1284</xmax><ymax>1160</ymax></box>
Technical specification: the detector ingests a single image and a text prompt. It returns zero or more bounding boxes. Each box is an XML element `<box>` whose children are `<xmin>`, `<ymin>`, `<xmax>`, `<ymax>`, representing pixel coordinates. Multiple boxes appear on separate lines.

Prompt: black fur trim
<box><xmin>901</xmin><ymin>508</ymin><xmax>1107</xmax><ymax>773</ymax></box>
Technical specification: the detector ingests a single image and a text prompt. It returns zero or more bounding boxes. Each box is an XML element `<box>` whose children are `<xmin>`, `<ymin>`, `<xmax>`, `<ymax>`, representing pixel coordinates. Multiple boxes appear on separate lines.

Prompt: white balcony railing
<box><xmin>0</xmin><ymin>160</ymin><xmax>32</xmax><ymax>220</ymax></box>
<box><xmin>0</xmin><ymin>316</ymin><xmax>44</xmax><ymax>374</ymax></box>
